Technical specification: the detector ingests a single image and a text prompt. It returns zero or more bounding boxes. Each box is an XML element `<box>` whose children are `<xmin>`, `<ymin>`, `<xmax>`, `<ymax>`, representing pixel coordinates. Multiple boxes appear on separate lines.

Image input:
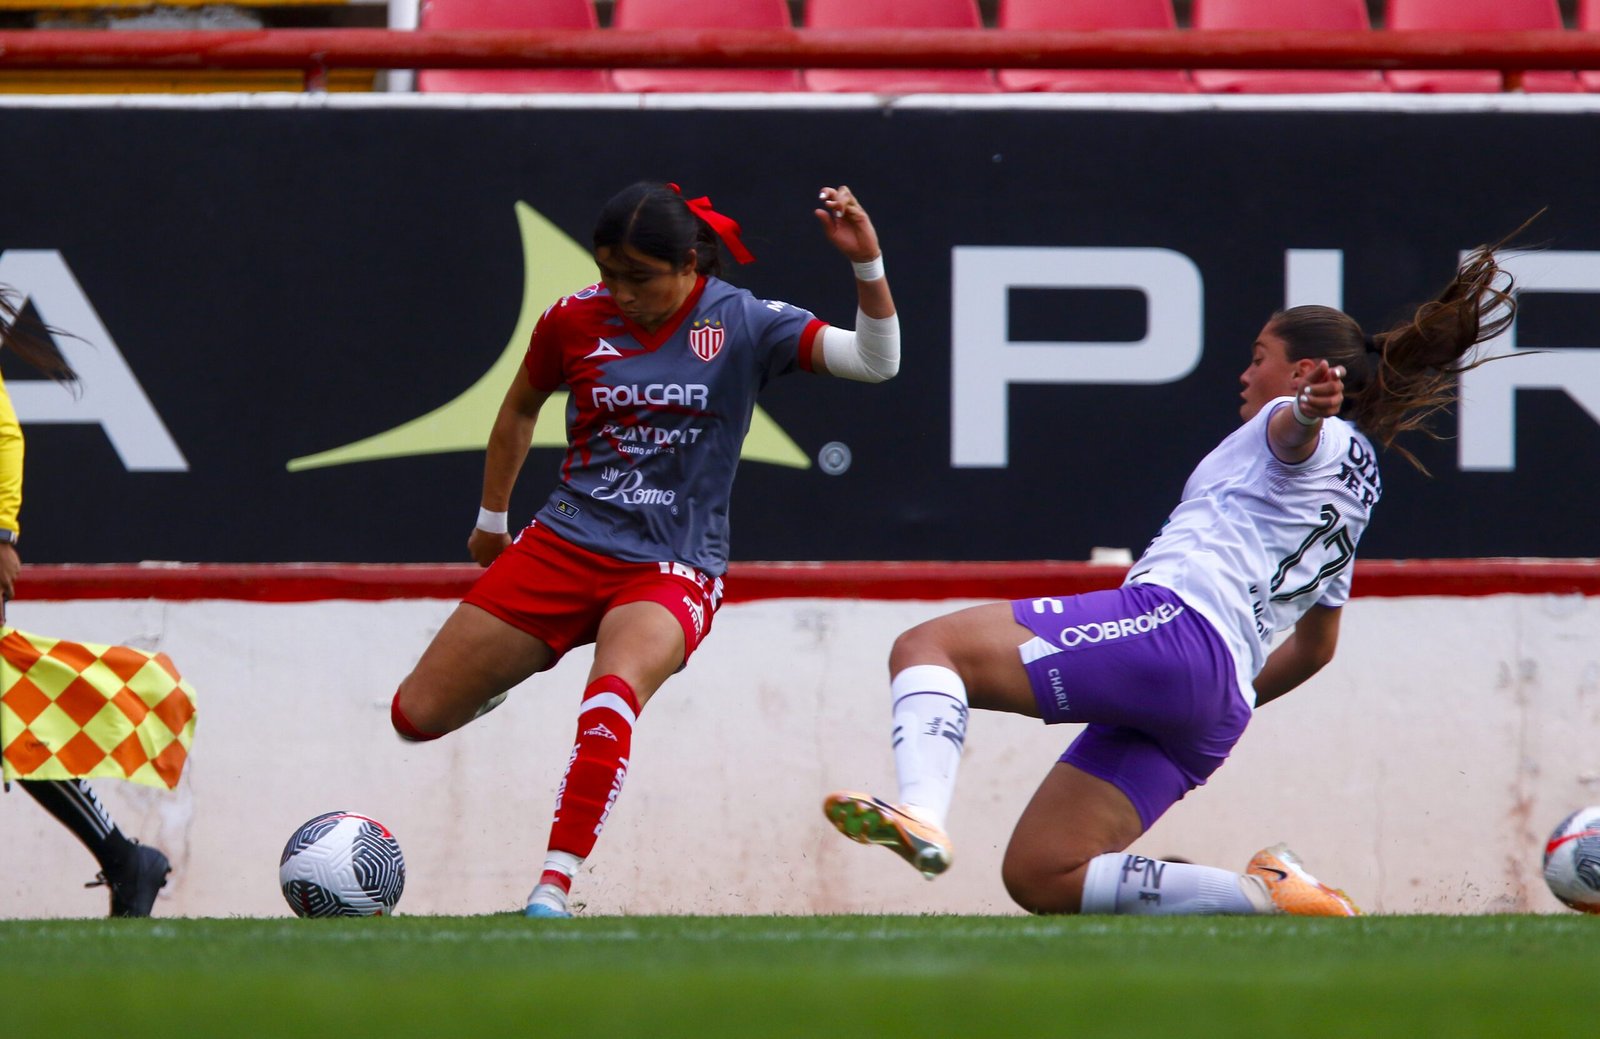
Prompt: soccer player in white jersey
<box><xmin>826</xmin><ymin>232</ymin><xmax>1524</xmax><ymax>917</ymax></box>
<box><xmin>390</xmin><ymin>181</ymin><xmax>899</xmax><ymax>917</ymax></box>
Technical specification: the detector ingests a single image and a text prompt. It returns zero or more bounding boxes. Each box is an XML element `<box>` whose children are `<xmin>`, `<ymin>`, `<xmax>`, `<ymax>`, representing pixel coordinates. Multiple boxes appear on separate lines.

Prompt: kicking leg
<box><xmin>392</xmin><ymin>603</ymin><xmax>554</xmax><ymax>740</ymax></box>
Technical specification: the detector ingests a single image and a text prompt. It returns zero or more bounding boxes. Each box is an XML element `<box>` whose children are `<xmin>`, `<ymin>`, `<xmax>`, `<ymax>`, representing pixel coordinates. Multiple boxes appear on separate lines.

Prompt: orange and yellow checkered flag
<box><xmin>0</xmin><ymin>627</ymin><xmax>196</xmax><ymax>790</ymax></box>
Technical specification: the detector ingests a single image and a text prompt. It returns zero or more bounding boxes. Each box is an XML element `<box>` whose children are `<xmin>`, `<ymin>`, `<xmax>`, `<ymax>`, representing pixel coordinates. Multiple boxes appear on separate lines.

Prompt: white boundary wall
<box><xmin>0</xmin><ymin>592</ymin><xmax>1596</xmax><ymax>918</ymax></box>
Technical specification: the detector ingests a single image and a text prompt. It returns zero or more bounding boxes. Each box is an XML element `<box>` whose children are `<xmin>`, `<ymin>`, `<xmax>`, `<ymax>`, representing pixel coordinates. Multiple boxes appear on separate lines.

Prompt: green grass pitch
<box><xmin>2</xmin><ymin>914</ymin><xmax>1592</xmax><ymax>1037</ymax></box>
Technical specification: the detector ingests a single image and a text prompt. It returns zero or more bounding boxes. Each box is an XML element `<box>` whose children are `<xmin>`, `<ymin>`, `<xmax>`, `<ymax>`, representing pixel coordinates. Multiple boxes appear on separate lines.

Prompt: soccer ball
<box><xmin>1542</xmin><ymin>806</ymin><xmax>1600</xmax><ymax>914</ymax></box>
<box><xmin>279</xmin><ymin>811</ymin><xmax>405</xmax><ymax>918</ymax></box>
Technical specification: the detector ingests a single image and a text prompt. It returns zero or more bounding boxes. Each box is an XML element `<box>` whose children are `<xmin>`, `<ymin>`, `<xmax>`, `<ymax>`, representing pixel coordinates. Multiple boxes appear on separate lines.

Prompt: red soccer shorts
<box><xmin>463</xmin><ymin>521</ymin><xmax>723</xmax><ymax>668</ymax></box>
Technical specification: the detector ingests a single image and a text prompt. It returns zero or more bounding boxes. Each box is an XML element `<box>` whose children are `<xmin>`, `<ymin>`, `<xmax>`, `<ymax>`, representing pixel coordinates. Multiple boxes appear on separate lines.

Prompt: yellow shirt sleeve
<box><xmin>0</xmin><ymin>373</ymin><xmax>23</xmax><ymax>536</ymax></box>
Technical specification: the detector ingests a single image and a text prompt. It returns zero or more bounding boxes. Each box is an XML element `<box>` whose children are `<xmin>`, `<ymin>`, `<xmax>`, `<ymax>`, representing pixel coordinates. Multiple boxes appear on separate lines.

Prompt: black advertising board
<box><xmin>0</xmin><ymin>101</ymin><xmax>1595</xmax><ymax>563</ymax></box>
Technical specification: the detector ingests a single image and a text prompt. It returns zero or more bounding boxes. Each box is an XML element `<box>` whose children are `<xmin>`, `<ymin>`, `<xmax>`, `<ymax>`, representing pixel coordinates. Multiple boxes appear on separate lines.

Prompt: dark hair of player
<box><xmin>592</xmin><ymin>182</ymin><xmax>725</xmax><ymax>279</ymax></box>
<box><xmin>0</xmin><ymin>286</ymin><xmax>77</xmax><ymax>386</ymax></box>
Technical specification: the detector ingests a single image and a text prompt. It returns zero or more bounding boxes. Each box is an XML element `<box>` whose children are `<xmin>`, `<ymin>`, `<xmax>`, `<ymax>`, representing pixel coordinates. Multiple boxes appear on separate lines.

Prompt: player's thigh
<box><xmin>1002</xmin><ymin>761</ymin><xmax>1145</xmax><ymax>910</ymax></box>
<box><xmin>590</xmin><ymin>600</ymin><xmax>687</xmax><ymax>707</ymax></box>
<box><xmin>890</xmin><ymin>601</ymin><xmax>1039</xmax><ymax>716</ymax></box>
<box><xmin>402</xmin><ymin>603</ymin><xmax>554</xmax><ymax>716</ymax></box>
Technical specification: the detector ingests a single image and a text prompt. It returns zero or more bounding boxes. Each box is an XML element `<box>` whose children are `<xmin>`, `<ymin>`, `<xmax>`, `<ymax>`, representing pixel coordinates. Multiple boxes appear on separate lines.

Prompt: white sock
<box><xmin>1080</xmin><ymin>852</ymin><xmax>1272</xmax><ymax>915</ymax></box>
<box><xmin>890</xmin><ymin>664</ymin><xmax>969</xmax><ymax>827</ymax></box>
<box><xmin>526</xmin><ymin>850</ymin><xmax>582</xmax><ymax>911</ymax></box>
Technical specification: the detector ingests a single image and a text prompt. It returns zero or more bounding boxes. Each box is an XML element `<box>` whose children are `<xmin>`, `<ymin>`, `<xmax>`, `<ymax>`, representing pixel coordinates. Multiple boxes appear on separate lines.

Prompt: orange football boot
<box><xmin>824</xmin><ymin>791</ymin><xmax>952</xmax><ymax>879</ymax></box>
<box><xmin>1247</xmin><ymin>843</ymin><xmax>1362</xmax><ymax>916</ymax></box>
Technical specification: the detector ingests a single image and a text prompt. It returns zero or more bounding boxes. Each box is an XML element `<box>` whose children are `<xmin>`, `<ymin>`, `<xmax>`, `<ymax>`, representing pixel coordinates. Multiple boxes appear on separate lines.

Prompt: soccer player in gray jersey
<box><xmin>827</xmin><ymin>228</ymin><xmax>1527</xmax><ymax>917</ymax></box>
<box><xmin>391</xmin><ymin>181</ymin><xmax>899</xmax><ymax>918</ymax></box>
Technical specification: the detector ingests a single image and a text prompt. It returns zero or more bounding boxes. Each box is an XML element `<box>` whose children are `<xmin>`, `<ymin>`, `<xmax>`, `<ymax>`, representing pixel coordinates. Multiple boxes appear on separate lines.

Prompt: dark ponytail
<box><xmin>1270</xmin><ymin>217</ymin><xmax>1532</xmax><ymax>473</ymax></box>
<box><xmin>0</xmin><ymin>287</ymin><xmax>77</xmax><ymax>386</ymax></box>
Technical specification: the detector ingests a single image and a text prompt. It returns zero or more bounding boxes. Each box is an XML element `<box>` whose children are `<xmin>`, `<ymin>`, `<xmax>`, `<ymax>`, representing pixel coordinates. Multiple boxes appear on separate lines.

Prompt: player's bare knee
<box><xmin>1002</xmin><ymin>854</ymin><xmax>1087</xmax><ymax>915</ymax></box>
<box><xmin>391</xmin><ymin>682</ymin><xmax>448</xmax><ymax>742</ymax></box>
<box><xmin>888</xmin><ymin>623</ymin><xmax>952</xmax><ymax>674</ymax></box>
<box><xmin>1003</xmin><ymin>871</ymin><xmax>1072</xmax><ymax>915</ymax></box>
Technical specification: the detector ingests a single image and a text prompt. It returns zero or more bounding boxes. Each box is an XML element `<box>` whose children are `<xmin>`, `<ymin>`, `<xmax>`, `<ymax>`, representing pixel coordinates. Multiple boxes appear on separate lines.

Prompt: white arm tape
<box><xmin>476</xmin><ymin>507</ymin><xmax>509</xmax><ymax>534</ymax></box>
<box><xmin>819</xmin><ymin>309</ymin><xmax>900</xmax><ymax>383</ymax></box>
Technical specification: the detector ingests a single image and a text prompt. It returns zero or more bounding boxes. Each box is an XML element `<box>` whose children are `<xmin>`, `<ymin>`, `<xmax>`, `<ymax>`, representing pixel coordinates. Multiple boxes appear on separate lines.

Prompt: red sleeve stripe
<box><xmin>797</xmin><ymin>319</ymin><xmax>828</xmax><ymax>373</ymax></box>
<box><xmin>11</xmin><ymin>560</ymin><xmax>1600</xmax><ymax>603</ymax></box>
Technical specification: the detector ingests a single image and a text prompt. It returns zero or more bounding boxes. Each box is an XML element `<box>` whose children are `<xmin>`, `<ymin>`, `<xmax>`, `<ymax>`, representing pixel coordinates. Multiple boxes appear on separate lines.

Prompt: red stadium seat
<box><xmin>803</xmin><ymin>0</ymin><xmax>998</xmax><ymax>94</ymax></box>
<box><xmin>1385</xmin><ymin>0</ymin><xmax>1581</xmax><ymax>93</ymax></box>
<box><xmin>996</xmin><ymin>0</ymin><xmax>1194</xmax><ymax>93</ymax></box>
<box><xmin>1190</xmin><ymin>0</ymin><xmax>1387</xmax><ymax>93</ymax></box>
<box><xmin>1581</xmin><ymin>0</ymin><xmax>1600</xmax><ymax>91</ymax></box>
<box><xmin>610</xmin><ymin>0</ymin><xmax>802</xmax><ymax>92</ymax></box>
<box><xmin>416</xmin><ymin>0</ymin><xmax>611</xmax><ymax>92</ymax></box>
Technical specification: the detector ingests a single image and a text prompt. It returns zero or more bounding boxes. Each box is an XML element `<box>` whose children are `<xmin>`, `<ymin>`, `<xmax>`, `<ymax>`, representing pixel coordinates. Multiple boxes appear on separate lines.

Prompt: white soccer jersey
<box><xmin>1125</xmin><ymin>397</ymin><xmax>1381</xmax><ymax>708</ymax></box>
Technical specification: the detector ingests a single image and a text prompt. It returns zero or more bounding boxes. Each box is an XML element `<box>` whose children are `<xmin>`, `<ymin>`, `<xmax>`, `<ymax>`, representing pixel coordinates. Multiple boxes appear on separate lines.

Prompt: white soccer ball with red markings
<box><xmin>280</xmin><ymin>811</ymin><xmax>405</xmax><ymax>917</ymax></box>
<box><xmin>1543</xmin><ymin>806</ymin><xmax>1600</xmax><ymax>914</ymax></box>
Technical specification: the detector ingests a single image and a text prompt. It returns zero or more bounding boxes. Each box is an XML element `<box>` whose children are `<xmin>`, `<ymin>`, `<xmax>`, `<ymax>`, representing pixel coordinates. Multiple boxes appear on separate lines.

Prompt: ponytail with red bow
<box><xmin>669</xmin><ymin>183</ymin><xmax>756</xmax><ymax>265</ymax></box>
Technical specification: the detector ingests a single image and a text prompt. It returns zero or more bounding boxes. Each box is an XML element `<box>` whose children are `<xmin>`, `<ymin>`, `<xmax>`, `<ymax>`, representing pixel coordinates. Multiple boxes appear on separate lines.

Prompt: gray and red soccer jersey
<box><xmin>521</xmin><ymin>275</ymin><xmax>826</xmax><ymax>576</ymax></box>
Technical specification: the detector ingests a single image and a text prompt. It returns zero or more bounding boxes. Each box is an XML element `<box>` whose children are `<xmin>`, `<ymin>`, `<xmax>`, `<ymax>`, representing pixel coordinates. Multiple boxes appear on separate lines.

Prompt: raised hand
<box><xmin>814</xmin><ymin>185</ymin><xmax>881</xmax><ymax>262</ymax></box>
<box><xmin>1296</xmin><ymin>360</ymin><xmax>1346</xmax><ymax>422</ymax></box>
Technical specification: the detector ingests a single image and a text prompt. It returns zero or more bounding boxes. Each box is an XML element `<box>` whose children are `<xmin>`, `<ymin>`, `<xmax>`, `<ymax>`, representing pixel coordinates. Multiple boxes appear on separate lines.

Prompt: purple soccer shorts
<box><xmin>1011</xmin><ymin>584</ymin><xmax>1251</xmax><ymax>830</ymax></box>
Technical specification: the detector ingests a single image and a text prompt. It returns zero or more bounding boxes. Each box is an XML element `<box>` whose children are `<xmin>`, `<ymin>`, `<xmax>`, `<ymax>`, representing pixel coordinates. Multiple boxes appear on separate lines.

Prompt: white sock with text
<box><xmin>890</xmin><ymin>664</ymin><xmax>969</xmax><ymax>827</ymax></box>
<box><xmin>1080</xmin><ymin>852</ymin><xmax>1269</xmax><ymax>915</ymax></box>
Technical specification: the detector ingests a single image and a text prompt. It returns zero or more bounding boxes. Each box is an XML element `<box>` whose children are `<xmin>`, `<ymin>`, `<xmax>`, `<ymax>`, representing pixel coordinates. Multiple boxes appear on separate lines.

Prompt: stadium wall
<box><xmin>0</xmin><ymin>576</ymin><xmax>1595</xmax><ymax>918</ymax></box>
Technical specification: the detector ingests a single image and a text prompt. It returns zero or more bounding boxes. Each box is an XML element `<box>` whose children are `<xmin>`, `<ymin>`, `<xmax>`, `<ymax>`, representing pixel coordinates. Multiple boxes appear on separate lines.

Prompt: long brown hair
<box><xmin>1269</xmin><ymin>221</ymin><xmax>1530</xmax><ymax>473</ymax></box>
<box><xmin>0</xmin><ymin>287</ymin><xmax>77</xmax><ymax>386</ymax></box>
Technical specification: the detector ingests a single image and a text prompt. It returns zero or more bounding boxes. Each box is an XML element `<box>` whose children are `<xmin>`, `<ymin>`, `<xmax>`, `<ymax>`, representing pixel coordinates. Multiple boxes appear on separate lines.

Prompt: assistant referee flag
<box><xmin>0</xmin><ymin>627</ymin><xmax>197</xmax><ymax>790</ymax></box>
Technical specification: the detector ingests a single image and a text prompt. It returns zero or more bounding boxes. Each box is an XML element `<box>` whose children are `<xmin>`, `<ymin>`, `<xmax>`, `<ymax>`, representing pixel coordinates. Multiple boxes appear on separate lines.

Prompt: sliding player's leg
<box><xmin>1005</xmin><ymin>739</ymin><xmax>1355</xmax><ymax>917</ymax></box>
<box><xmin>825</xmin><ymin>602</ymin><xmax>1038</xmax><ymax>877</ymax></box>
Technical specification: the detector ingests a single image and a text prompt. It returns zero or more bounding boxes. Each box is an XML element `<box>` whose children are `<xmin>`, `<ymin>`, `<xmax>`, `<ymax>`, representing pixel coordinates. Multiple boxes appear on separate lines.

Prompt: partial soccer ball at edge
<box><xmin>279</xmin><ymin>811</ymin><xmax>406</xmax><ymax>918</ymax></box>
<box><xmin>1542</xmin><ymin>805</ymin><xmax>1600</xmax><ymax>914</ymax></box>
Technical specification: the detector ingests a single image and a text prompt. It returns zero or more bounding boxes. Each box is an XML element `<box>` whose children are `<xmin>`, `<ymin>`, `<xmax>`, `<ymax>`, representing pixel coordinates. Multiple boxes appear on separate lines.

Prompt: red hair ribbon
<box><xmin>669</xmin><ymin>183</ymin><xmax>756</xmax><ymax>265</ymax></box>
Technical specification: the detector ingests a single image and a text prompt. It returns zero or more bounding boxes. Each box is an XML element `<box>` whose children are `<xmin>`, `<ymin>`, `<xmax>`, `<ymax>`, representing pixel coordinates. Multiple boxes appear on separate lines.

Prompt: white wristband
<box><xmin>851</xmin><ymin>255</ymin><xmax>885</xmax><ymax>282</ymax></box>
<box><xmin>1291</xmin><ymin>392</ymin><xmax>1318</xmax><ymax>427</ymax></box>
<box><xmin>476</xmin><ymin>507</ymin><xmax>509</xmax><ymax>534</ymax></box>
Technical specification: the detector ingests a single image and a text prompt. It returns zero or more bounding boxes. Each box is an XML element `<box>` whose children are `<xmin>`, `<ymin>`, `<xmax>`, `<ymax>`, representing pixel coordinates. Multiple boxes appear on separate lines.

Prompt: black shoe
<box><xmin>88</xmin><ymin>843</ymin><xmax>171</xmax><ymax>918</ymax></box>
